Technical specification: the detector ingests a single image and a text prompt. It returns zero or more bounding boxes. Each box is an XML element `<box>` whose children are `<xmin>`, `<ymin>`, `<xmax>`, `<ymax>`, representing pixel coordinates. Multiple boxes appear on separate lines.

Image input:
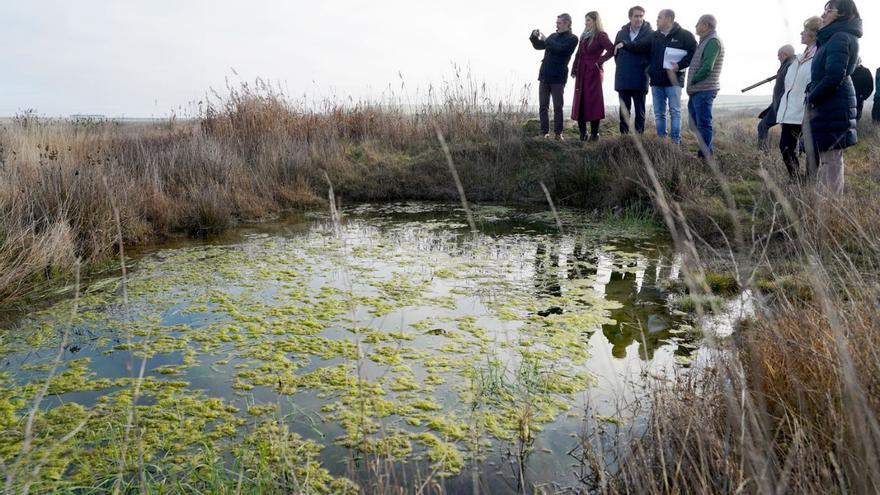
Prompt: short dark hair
<box><xmin>659</xmin><ymin>9</ymin><xmax>676</xmax><ymax>21</ymax></box>
<box><xmin>558</xmin><ymin>13</ymin><xmax>572</xmax><ymax>26</ymax></box>
<box><xmin>628</xmin><ymin>6</ymin><xmax>646</xmax><ymax>18</ymax></box>
<box><xmin>826</xmin><ymin>0</ymin><xmax>860</xmax><ymax>20</ymax></box>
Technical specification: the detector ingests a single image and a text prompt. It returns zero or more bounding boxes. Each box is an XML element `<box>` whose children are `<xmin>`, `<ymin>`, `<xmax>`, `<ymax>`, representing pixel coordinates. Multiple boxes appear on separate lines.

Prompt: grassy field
<box><xmin>0</xmin><ymin>81</ymin><xmax>783</xmax><ymax>311</ymax></box>
<box><xmin>2</xmin><ymin>81</ymin><xmax>880</xmax><ymax>493</ymax></box>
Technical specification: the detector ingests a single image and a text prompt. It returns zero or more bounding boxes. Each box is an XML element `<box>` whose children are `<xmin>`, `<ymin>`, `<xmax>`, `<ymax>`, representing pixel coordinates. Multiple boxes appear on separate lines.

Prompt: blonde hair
<box><xmin>585</xmin><ymin>11</ymin><xmax>605</xmax><ymax>46</ymax></box>
<box><xmin>804</xmin><ymin>16</ymin><xmax>822</xmax><ymax>34</ymax></box>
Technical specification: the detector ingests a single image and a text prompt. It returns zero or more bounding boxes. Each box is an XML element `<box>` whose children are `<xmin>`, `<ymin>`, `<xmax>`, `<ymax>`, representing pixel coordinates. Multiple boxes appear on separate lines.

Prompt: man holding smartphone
<box><xmin>530</xmin><ymin>14</ymin><xmax>579</xmax><ymax>140</ymax></box>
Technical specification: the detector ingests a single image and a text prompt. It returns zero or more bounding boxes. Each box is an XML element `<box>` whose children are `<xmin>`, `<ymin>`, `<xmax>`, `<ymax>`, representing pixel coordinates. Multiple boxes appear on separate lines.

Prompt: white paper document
<box><xmin>663</xmin><ymin>47</ymin><xmax>688</xmax><ymax>69</ymax></box>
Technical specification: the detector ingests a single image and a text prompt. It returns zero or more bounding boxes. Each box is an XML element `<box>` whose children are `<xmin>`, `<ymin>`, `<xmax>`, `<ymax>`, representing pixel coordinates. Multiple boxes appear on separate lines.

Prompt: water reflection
<box><xmin>1</xmin><ymin>202</ymin><xmax>706</xmax><ymax>494</ymax></box>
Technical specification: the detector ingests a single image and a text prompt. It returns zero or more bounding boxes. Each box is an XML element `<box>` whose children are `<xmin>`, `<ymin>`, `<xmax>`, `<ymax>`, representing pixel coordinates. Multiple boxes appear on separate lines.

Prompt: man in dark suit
<box><xmin>613</xmin><ymin>6</ymin><xmax>654</xmax><ymax>134</ymax></box>
<box><xmin>530</xmin><ymin>14</ymin><xmax>579</xmax><ymax>140</ymax></box>
<box><xmin>615</xmin><ymin>9</ymin><xmax>697</xmax><ymax>145</ymax></box>
<box><xmin>757</xmin><ymin>45</ymin><xmax>796</xmax><ymax>150</ymax></box>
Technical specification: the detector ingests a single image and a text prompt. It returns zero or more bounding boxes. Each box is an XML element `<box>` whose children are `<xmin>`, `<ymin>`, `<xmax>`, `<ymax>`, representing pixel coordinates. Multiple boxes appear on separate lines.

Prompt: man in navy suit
<box><xmin>613</xmin><ymin>6</ymin><xmax>654</xmax><ymax>134</ymax></box>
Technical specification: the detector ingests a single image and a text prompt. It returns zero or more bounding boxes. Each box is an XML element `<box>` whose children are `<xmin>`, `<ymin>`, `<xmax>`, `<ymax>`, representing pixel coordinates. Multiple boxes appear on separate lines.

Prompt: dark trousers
<box><xmin>617</xmin><ymin>90</ymin><xmax>647</xmax><ymax>134</ymax></box>
<box><xmin>779</xmin><ymin>124</ymin><xmax>819</xmax><ymax>179</ymax></box>
<box><xmin>539</xmin><ymin>82</ymin><xmax>565</xmax><ymax>135</ymax></box>
<box><xmin>856</xmin><ymin>99</ymin><xmax>865</xmax><ymax>122</ymax></box>
<box><xmin>779</xmin><ymin>124</ymin><xmax>802</xmax><ymax>178</ymax></box>
<box><xmin>577</xmin><ymin>119</ymin><xmax>600</xmax><ymax>139</ymax></box>
<box><xmin>757</xmin><ymin>107</ymin><xmax>776</xmax><ymax>151</ymax></box>
<box><xmin>874</xmin><ymin>99</ymin><xmax>880</xmax><ymax>123</ymax></box>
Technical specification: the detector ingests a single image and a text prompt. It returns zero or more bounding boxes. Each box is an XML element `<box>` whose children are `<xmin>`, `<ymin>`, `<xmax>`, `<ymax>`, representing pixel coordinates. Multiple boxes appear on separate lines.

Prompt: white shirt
<box><xmin>629</xmin><ymin>27</ymin><xmax>640</xmax><ymax>41</ymax></box>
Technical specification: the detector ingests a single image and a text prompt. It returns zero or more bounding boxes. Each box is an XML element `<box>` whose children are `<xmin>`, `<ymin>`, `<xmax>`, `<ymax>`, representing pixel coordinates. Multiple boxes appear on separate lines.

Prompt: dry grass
<box><xmin>0</xmin><ymin>79</ymin><xmax>734</xmax><ymax>311</ymax></box>
<box><xmin>574</xmin><ymin>119</ymin><xmax>880</xmax><ymax>494</ymax></box>
<box><xmin>3</xmin><ymin>77</ymin><xmax>880</xmax><ymax>493</ymax></box>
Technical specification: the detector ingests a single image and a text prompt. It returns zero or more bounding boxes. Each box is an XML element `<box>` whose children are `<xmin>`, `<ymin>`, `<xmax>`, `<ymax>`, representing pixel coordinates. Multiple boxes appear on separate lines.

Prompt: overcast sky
<box><xmin>1</xmin><ymin>0</ymin><xmax>876</xmax><ymax>117</ymax></box>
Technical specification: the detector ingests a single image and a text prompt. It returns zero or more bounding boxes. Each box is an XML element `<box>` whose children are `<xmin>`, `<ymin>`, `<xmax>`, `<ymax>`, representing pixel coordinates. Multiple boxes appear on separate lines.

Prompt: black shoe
<box><xmin>579</xmin><ymin>132</ymin><xmax>587</xmax><ymax>142</ymax></box>
<box><xmin>589</xmin><ymin>134</ymin><xmax>599</xmax><ymax>142</ymax></box>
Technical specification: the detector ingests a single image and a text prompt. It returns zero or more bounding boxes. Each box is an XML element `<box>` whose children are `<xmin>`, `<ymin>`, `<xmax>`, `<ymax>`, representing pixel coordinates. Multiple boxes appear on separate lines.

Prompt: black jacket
<box><xmin>876</xmin><ymin>68</ymin><xmax>880</xmax><ymax>102</ymax></box>
<box><xmin>852</xmin><ymin>65</ymin><xmax>874</xmax><ymax>102</ymax></box>
<box><xmin>530</xmin><ymin>31</ymin><xmax>579</xmax><ymax>85</ymax></box>
<box><xmin>808</xmin><ymin>17</ymin><xmax>862</xmax><ymax>151</ymax></box>
<box><xmin>873</xmin><ymin>68</ymin><xmax>880</xmax><ymax>122</ymax></box>
<box><xmin>758</xmin><ymin>56</ymin><xmax>796</xmax><ymax>123</ymax></box>
<box><xmin>613</xmin><ymin>22</ymin><xmax>654</xmax><ymax>92</ymax></box>
<box><xmin>622</xmin><ymin>22</ymin><xmax>697</xmax><ymax>87</ymax></box>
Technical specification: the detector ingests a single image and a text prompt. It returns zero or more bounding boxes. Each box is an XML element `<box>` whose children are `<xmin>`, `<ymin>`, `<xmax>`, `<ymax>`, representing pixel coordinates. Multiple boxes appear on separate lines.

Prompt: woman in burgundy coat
<box><xmin>571</xmin><ymin>11</ymin><xmax>615</xmax><ymax>141</ymax></box>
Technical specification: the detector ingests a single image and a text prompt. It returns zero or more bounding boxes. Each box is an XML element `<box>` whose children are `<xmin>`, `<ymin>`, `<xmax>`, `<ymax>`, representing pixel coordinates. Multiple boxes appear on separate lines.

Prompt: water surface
<box><xmin>1</xmin><ymin>203</ymin><xmax>702</xmax><ymax>493</ymax></box>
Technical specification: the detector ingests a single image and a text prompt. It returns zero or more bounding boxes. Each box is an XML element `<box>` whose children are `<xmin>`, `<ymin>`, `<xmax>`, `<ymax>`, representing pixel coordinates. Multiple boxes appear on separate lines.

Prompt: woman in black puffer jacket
<box><xmin>806</xmin><ymin>0</ymin><xmax>862</xmax><ymax>195</ymax></box>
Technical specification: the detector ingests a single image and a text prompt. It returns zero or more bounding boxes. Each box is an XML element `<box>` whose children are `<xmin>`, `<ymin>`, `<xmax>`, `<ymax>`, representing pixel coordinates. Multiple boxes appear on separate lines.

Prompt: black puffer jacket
<box><xmin>807</xmin><ymin>17</ymin><xmax>862</xmax><ymax>151</ymax></box>
<box><xmin>621</xmin><ymin>22</ymin><xmax>696</xmax><ymax>87</ymax></box>
<box><xmin>530</xmin><ymin>31</ymin><xmax>579</xmax><ymax>85</ymax></box>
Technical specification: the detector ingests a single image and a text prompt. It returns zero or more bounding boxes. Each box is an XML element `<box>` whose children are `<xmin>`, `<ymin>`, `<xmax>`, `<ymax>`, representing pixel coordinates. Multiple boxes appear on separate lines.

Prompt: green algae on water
<box><xmin>0</xmin><ymin>202</ymin><xmax>699</xmax><ymax>491</ymax></box>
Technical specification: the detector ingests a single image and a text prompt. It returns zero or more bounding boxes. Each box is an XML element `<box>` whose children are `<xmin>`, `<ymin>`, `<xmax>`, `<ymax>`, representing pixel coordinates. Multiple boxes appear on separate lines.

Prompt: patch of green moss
<box><xmin>704</xmin><ymin>272</ymin><xmax>740</xmax><ymax>296</ymax></box>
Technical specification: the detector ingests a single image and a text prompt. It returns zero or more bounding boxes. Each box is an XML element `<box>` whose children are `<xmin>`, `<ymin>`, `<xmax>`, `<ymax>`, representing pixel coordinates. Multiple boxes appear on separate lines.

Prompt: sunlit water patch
<box><xmin>1</xmin><ymin>203</ymin><xmax>710</xmax><ymax>493</ymax></box>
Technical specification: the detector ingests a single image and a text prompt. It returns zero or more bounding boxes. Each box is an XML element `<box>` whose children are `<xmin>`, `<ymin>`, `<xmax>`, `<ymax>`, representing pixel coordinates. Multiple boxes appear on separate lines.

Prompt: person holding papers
<box><xmin>615</xmin><ymin>9</ymin><xmax>696</xmax><ymax>144</ymax></box>
<box><xmin>686</xmin><ymin>15</ymin><xmax>725</xmax><ymax>158</ymax></box>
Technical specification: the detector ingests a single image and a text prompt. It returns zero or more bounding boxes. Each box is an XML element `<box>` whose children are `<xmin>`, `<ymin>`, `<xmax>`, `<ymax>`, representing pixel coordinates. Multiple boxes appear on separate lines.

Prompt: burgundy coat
<box><xmin>571</xmin><ymin>31</ymin><xmax>615</xmax><ymax>121</ymax></box>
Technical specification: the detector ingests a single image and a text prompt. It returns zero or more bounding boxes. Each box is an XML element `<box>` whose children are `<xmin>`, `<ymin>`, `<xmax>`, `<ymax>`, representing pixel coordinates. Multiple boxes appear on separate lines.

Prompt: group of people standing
<box><xmin>530</xmin><ymin>6</ymin><xmax>723</xmax><ymax>156</ymax></box>
<box><xmin>757</xmin><ymin>0</ymin><xmax>866</xmax><ymax>193</ymax></box>
<box><xmin>530</xmin><ymin>0</ymin><xmax>867</xmax><ymax>194</ymax></box>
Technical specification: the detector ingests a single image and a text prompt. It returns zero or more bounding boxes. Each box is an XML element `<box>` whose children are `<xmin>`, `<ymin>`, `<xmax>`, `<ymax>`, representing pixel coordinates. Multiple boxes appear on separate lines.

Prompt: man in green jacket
<box><xmin>686</xmin><ymin>14</ymin><xmax>724</xmax><ymax>158</ymax></box>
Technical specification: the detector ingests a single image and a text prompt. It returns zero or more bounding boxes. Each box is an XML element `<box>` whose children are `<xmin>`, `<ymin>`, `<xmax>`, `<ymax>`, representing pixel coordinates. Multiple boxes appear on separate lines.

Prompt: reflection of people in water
<box><xmin>602</xmin><ymin>270</ymin><xmax>645</xmax><ymax>359</ymax></box>
<box><xmin>600</xmin><ymin>257</ymin><xmax>678</xmax><ymax>360</ymax></box>
<box><xmin>567</xmin><ymin>241</ymin><xmax>598</xmax><ymax>280</ymax></box>
<box><xmin>534</xmin><ymin>242</ymin><xmax>562</xmax><ymax>297</ymax></box>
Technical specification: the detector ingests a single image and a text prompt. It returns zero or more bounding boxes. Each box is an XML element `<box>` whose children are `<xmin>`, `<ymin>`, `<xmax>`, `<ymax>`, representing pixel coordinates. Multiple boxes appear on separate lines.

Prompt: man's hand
<box><xmin>538</xmin><ymin>32</ymin><xmax>546</xmax><ymax>41</ymax></box>
<box><xmin>670</xmin><ymin>63</ymin><xmax>679</xmax><ymax>72</ymax></box>
<box><xmin>614</xmin><ymin>42</ymin><xmax>625</xmax><ymax>55</ymax></box>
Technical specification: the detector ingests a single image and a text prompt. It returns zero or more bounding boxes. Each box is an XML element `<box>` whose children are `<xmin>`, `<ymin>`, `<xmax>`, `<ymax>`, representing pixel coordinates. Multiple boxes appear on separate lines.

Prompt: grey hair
<box><xmin>698</xmin><ymin>14</ymin><xmax>718</xmax><ymax>30</ymax></box>
<box><xmin>659</xmin><ymin>9</ymin><xmax>675</xmax><ymax>20</ymax></box>
<box><xmin>779</xmin><ymin>44</ymin><xmax>796</xmax><ymax>57</ymax></box>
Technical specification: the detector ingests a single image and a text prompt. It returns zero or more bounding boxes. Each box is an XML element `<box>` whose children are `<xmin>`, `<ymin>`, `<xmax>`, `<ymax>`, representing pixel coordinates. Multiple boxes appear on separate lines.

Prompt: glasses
<box><xmin>824</xmin><ymin>7</ymin><xmax>838</xmax><ymax>14</ymax></box>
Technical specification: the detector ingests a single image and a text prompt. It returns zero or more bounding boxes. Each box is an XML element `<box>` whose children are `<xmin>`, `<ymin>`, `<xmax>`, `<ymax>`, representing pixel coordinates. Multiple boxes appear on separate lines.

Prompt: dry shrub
<box><xmin>0</xmin><ymin>76</ymin><xmax>534</xmax><ymax>308</ymax></box>
<box><xmin>580</xmin><ymin>119</ymin><xmax>880</xmax><ymax>494</ymax></box>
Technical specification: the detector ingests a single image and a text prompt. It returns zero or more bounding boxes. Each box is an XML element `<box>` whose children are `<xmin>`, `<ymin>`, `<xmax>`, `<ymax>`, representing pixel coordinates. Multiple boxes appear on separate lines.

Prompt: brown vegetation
<box><xmin>575</xmin><ymin>121</ymin><xmax>880</xmax><ymax>494</ymax></box>
<box><xmin>3</xmin><ymin>78</ymin><xmax>880</xmax><ymax>493</ymax></box>
<box><xmin>0</xmin><ymin>81</ymin><xmax>762</xmax><ymax>310</ymax></box>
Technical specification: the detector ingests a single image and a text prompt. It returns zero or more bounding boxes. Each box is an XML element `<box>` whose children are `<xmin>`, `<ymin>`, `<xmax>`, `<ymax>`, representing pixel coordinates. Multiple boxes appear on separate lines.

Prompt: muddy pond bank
<box><xmin>1</xmin><ymin>202</ymin><xmax>736</xmax><ymax>493</ymax></box>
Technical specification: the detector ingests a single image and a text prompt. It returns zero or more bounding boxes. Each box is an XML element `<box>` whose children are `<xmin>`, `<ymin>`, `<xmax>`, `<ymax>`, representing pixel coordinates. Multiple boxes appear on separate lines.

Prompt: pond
<box><xmin>0</xmin><ymin>203</ymin><xmax>709</xmax><ymax>494</ymax></box>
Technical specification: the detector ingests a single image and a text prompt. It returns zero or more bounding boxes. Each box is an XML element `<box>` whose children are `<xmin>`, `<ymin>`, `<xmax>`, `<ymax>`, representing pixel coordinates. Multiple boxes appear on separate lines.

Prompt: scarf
<box><xmin>800</xmin><ymin>44</ymin><xmax>817</xmax><ymax>63</ymax></box>
<box><xmin>580</xmin><ymin>29</ymin><xmax>594</xmax><ymax>43</ymax></box>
